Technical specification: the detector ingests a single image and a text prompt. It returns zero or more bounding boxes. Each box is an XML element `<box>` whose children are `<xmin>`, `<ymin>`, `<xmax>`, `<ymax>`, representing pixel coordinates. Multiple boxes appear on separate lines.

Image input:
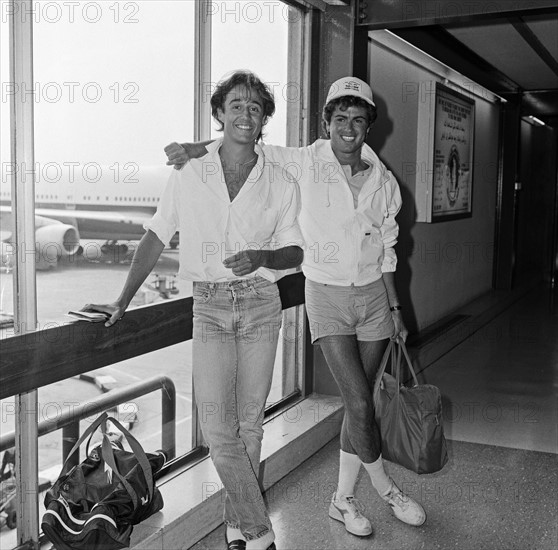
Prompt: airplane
<box><xmin>0</xmin><ymin>163</ymin><xmax>177</xmax><ymax>270</ymax></box>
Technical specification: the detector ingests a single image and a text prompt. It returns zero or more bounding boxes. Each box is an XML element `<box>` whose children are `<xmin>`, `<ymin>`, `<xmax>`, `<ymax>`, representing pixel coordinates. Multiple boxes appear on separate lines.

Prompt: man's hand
<box><xmin>164</xmin><ymin>142</ymin><xmax>189</xmax><ymax>170</ymax></box>
<box><xmin>223</xmin><ymin>250</ymin><xmax>266</xmax><ymax>277</ymax></box>
<box><xmin>391</xmin><ymin>310</ymin><xmax>408</xmax><ymax>342</ymax></box>
<box><xmin>81</xmin><ymin>302</ymin><xmax>126</xmax><ymax>328</ymax></box>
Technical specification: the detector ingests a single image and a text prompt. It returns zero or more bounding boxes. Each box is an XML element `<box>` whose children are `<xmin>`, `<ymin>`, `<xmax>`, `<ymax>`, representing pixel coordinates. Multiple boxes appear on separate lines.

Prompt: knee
<box><xmin>345</xmin><ymin>395</ymin><xmax>374</xmax><ymax>423</ymax></box>
<box><xmin>199</xmin><ymin>413</ymin><xmax>239</xmax><ymax>451</ymax></box>
<box><xmin>239</xmin><ymin>420</ymin><xmax>264</xmax><ymax>445</ymax></box>
<box><xmin>206</xmin><ymin>432</ymin><xmax>243</xmax><ymax>465</ymax></box>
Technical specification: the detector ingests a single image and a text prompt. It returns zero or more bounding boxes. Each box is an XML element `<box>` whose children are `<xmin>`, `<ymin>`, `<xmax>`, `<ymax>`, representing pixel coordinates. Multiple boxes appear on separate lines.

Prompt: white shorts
<box><xmin>305</xmin><ymin>278</ymin><xmax>394</xmax><ymax>343</ymax></box>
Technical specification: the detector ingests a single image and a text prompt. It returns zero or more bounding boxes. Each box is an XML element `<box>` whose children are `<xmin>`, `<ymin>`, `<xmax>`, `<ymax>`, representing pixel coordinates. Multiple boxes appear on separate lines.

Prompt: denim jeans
<box><xmin>192</xmin><ymin>276</ymin><xmax>282</xmax><ymax>540</ymax></box>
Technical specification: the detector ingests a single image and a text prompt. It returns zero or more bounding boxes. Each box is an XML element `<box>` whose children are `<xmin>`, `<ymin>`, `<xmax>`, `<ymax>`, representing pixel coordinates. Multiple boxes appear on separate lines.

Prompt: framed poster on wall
<box><xmin>430</xmin><ymin>83</ymin><xmax>475</xmax><ymax>221</ymax></box>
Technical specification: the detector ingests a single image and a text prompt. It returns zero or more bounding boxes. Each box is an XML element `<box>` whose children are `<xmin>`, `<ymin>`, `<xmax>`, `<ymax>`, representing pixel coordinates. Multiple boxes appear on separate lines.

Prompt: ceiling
<box><xmin>356</xmin><ymin>1</ymin><xmax>558</xmax><ymax>127</ymax></box>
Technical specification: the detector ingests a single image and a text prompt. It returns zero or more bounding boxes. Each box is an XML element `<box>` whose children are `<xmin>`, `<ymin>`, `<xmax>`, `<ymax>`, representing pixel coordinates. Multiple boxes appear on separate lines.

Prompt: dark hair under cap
<box><xmin>210</xmin><ymin>70</ymin><xmax>276</xmax><ymax>142</ymax></box>
<box><xmin>322</xmin><ymin>96</ymin><xmax>377</xmax><ymax>137</ymax></box>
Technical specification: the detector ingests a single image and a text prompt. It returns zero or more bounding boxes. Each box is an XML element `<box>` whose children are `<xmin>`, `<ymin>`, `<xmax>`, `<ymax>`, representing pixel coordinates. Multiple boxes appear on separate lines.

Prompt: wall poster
<box><xmin>431</xmin><ymin>83</ymin><xmax>475</xmax><ymax>221</ymax></box>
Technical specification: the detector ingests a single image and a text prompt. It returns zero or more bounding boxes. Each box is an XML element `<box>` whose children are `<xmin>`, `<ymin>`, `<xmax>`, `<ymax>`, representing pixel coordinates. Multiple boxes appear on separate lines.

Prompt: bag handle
<box><xmin>373</xmin><ymin>339</ymin><xmax>395</xmax><ymax>400</ymax></box>
<box><xmin>396</xmin><ymin>337</ymin><xmax>419</xmax><ymax>386</ymax></box>
<box><xmin>373</xmin><ymin>337</ymin><xmax>420</xmax><ymax>400</ymax></box>
<box><xmin>102</xmin><ymin>415</ymin><xmax>155</xmax><ymax>501</ymax></box>
<box><xmin>394</xmin><ymin>339</ymin><xmax>402</xmax><ymax>388</ymax></box>
<box><xmin>56</xmin><ymin>412</ymin><xmax>155</xmax><ymax>506</ymax></box>
<box><xmin>100</xmin><ymin>430</ymin><xmax>139</xmax><ymax>508</ymax></box>
<box><xmin>57</xmin><ymin>412</ymin><xmax>110</xmax><ymax>478</ymax></box>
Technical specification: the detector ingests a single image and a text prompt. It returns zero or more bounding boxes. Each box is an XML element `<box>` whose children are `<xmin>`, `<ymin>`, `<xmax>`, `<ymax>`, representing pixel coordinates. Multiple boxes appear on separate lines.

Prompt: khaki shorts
<box><xmin>305</xmin><ymin>278</ymin><xmax>394</xmax><ymax>343</ymax></box>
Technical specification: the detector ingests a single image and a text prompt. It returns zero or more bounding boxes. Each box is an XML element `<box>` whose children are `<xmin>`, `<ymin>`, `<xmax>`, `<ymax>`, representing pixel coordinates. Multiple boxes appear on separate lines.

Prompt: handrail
<box><xmin>0</xmin><ymin>272</ymin><xmax>306</xmax><ymax>401</ymax></box>
<box><xmin>0</xmin><ymin>375</ymin><xmax>176</xmax><ymax>462</ymax></box>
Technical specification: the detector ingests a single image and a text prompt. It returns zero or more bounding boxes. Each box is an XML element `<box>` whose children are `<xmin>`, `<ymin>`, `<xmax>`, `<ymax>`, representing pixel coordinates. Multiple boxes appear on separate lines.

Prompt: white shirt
<box><xmin>145</xmin><ymin>141</ymin><xmax>304</xmax><ymax>282</ymax></box>
<box><xmin>233</xmin><ymin>139</ymin><xmax>402</xmax><ymax>286</ymax></box>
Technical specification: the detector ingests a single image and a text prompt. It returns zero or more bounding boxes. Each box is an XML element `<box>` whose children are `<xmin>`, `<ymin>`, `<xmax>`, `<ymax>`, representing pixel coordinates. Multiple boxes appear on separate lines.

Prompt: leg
<box><xmin>225</xmin><ymin>284</ymin><xmax>282</xmax><ymax>531</ymax></box>
<box><xmin>234</xmin><ymin>281</ymin><xmax>282</xmax><ymax>549</ymax></box>
<box><xmin>193</xmin><ymin>288</ymin><xmax>272</xmax><ymax>542</ymax></box>
<box><xmin>358</xmin><ymin>339</ymin><xmax>426</xmax><ymax>527</ymax></box>
<box><xmin>318</xmin><ymin>335</ymin><xmax>377</xmax><ymax>537</ymax></box>
<box><xmin>235</xmin><ymin>315</ymin><xmax>280</xmax><ymax>475</ymax></box>
<box><xmin>318</xmin><ymin>335</ymin><xmax>380</xmax><ymax>463</ymax></box>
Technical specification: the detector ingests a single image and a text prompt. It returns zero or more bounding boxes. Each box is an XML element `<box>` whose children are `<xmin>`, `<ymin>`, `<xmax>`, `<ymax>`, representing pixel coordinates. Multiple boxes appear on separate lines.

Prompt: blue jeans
<box><xmin>192</xmin><ymin>276</ymin><xmax>282</xmax><ymax>540</ymax></box>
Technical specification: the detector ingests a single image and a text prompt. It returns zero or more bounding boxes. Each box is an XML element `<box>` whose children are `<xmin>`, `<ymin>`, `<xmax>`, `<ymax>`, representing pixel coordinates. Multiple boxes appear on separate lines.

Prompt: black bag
<box><xmin>373</xmin><ymin>338</ymin><xmax>448</xmax><ymax>474</ymax></box>
<box><xmin>42</xmin><ymin>412</ymin><xmax>165</xmax><ymax>550</ymax></box>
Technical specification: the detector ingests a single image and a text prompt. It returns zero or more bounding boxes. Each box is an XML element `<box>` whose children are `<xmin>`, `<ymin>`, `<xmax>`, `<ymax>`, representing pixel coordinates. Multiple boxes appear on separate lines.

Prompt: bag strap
<box><xmin>373</xmin><ymin>339</ymin><xmax>395</xmax><ymax>400</ymax></box>
<box><xmin>58</xmin><ymin>412</ymin><xmax>109</xmax><ymax>478</ymax></box>
<box><xmin>396</xmin><ymin>337</ymin><xmax>420</xmax><ymax>386</ymax></box>
<box><xmin>394</xmin><ymin>340</ymin><xmax>402</xmax><ymax>388</ymax></box>
<box><xmin>103</xmin><ymin>415</ymin><xmax>155</xmax><ymax>501</ymax></box>
<box><xmin>99</xmin><ymin>425</ymin><xmax>139</xmax><ymax>509</ymax></box>
<box><xmin>56</xmin><ymin>412</ymin><xmax>155</xmax><ymax>507</ymax></box>
<box><xmin>372</xmin><ymin>338</ymin><xmax>420</xmax><ymax>401</ymax></box>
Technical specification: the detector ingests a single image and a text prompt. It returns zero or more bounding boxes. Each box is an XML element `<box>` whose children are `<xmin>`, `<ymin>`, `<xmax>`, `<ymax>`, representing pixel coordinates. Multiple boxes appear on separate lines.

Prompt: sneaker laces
<box><xmin>340</xmin><ymin>496</ymin><xmax>366</xmax><ymax>519</ymax></box>
<box><xmin>385</xmin><ymin>485</ymin><xmax>410</xmax><ymax>509</ymax></box>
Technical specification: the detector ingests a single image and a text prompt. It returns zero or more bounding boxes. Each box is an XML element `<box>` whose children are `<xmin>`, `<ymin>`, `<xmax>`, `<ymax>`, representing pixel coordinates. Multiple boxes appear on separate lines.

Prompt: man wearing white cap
<box><xmin>165</xmin><ymin>76</ymin><xmax>426</xmax><ymax>540</ymax></box>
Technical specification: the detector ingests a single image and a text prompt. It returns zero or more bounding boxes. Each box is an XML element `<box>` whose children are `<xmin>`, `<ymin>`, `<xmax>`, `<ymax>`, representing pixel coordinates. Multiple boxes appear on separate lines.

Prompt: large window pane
<box><xmin>211</xmin><ymin>0</ymin><xmax>291</xmax><ymax>145</ymax></box>
<box><xmin>0</xmin><ymin>0</ymin><xmax>13</xmax><ymax>325</ymax></box>
<box><xmin>1</xmin><ymin>6</ymin><xmax>196</xmax><ymax>536</ymax></box>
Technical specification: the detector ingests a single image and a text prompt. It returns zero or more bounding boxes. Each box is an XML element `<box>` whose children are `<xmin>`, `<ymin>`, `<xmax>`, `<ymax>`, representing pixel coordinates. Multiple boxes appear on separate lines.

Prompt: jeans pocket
<box><xmin>193</xmin><ymin>287</ymin><xmax>212</xmax><ymax>304</ymax></box>
<box><xmin>253</xmin><ymin>282</ymin><xmax>280</xmax><ymax>300</ymax></box>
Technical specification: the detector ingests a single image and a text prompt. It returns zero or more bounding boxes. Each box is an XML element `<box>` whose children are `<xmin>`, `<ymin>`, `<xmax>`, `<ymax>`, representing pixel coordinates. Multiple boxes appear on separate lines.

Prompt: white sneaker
<box><xmin>382</xmin><ymin>480</ymin><xmax>426</xmax><ymax>526</ymax></box>
<box><xmin>328</xmin><ymin>493</ymin><xmax>373</xmax><ymax>536</ymax></box>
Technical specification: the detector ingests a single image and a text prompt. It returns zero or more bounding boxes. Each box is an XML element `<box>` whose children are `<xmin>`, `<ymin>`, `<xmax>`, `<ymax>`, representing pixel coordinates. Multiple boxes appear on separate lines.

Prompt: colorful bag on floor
<box><xmin>42</xmin><ymin>412</ymin><xmax>165</xmax><ymax>550</ymax></box>
<box><xmin>373</xmin><ymin>338</ymin><xmax>448</xmax><ymax>474</ymax></box>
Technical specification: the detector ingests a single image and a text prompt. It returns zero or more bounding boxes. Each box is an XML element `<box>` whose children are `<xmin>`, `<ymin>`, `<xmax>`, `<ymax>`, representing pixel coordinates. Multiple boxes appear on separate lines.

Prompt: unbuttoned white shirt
<box><xmin>206</xmin><ymin>139</ymin><xmax>402</xmax><ymax>286</ymax></box>
<box><xmin>145</xmin><ymin>141</ymin><xmax>304</xmax><ymax>282</ymax></box>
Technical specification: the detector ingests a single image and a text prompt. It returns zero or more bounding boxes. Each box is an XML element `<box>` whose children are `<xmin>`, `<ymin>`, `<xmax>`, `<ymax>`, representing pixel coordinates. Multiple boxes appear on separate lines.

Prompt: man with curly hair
<box><xmin>84</xmin><ymin>71</ymin><xmax>304</xmax><ymax>550</ymax></box>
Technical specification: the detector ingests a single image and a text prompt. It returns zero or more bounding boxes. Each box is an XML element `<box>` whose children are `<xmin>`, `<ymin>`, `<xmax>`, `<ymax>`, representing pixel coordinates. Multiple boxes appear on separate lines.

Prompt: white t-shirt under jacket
<box><xmin>254</xmin><ymin>139</ymin><xmax>402</xmax><ymax>287</ymax></box>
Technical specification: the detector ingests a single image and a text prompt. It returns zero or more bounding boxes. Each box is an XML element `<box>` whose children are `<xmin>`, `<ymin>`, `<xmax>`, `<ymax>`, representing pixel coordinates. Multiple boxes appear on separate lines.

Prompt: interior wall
<box><xmin>366</xmin><ymin>36</ymin><xmax>500</xmax><ymax>333</ymax></box>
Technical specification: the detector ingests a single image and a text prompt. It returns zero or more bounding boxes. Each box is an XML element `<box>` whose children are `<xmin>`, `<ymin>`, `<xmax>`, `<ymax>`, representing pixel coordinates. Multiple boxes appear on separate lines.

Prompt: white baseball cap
<box><xmin>325</xmin><ymin>77</ymin><xmax>375</xmax><ymax>107</ymax></box>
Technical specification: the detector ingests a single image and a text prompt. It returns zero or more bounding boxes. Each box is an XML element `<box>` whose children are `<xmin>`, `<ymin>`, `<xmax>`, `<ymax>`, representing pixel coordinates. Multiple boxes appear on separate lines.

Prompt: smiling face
<box><xmin>217</xmin><ymin>85</ymin><xmax>267</xmax><ymax>145</ymax></box>
<box><xmin>325</xmin><ymin>104</ymin><xmax>370</xmax><ymax>156</ymax></box>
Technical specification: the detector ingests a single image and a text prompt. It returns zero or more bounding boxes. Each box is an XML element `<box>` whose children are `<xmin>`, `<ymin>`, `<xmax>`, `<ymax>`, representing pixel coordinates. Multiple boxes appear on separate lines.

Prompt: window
<box><xmin>0</xmin><ymin>1</ymin><xmax>309</xmax><ymax>547</ymax></box>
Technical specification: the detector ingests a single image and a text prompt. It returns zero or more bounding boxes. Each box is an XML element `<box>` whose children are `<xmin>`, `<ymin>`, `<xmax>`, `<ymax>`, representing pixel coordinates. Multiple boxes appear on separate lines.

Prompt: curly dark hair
<box><xmin>210</xmin><ymin>70</ymin><xmax>276</xmax><ymax>142</ymax></box>
<box><xmin>322</xmin><ymin>96</ymin><xmax>377</xmax><ymax>136</ymax></box>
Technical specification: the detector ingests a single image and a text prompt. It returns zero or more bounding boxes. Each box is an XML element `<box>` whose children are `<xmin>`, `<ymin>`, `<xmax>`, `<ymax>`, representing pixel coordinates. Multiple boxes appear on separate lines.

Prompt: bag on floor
<box><xmin>373</xmin><ymin>338</ymin><xmax>448</xmax><ymax>474</ymax></box>
<box><xmin>42</xmin><ymin>412</ymin><xmax>165</xmax><ymax>550</ymax></box>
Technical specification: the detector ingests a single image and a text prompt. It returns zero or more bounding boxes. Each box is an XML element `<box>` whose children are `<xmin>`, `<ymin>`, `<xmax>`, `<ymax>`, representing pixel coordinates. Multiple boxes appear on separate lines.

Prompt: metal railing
<box><xmin>0</xmin><ymin>375</ymin><xmax>176</xmax><ymax>467</ymax></box>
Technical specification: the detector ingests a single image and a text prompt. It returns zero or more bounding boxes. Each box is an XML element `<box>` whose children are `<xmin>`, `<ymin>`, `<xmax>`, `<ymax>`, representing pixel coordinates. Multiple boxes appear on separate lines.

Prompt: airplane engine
<box><xmin>35</xmin><ymin>222</ymin><xmax>81</xmax><ymax>265</ymax></box>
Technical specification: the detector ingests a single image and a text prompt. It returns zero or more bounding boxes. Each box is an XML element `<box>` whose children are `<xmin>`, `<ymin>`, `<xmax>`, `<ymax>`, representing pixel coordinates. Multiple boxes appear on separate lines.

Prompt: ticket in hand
<box><xmin>66</xmin><ymin>310</ymin><xmax>110</xmax><ymax>322</ymax></box>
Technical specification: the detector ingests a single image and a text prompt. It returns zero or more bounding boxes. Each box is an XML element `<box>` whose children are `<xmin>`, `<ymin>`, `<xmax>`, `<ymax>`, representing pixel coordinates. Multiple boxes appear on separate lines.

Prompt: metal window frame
<box><xmin>9</xmin><ymin>0</ymin><xmax>39</xmax><ymax>546</ymax></box>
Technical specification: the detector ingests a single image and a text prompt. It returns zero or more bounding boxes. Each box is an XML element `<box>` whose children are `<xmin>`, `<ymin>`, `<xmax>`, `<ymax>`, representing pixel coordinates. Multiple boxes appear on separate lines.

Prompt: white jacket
<box><xmin>262</xmin><ymin>140</ymin><xmax>402</xmax><ymax>286</ymax></box>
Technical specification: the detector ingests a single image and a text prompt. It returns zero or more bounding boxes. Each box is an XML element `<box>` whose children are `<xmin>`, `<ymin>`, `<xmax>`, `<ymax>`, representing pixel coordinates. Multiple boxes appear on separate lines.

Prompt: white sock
<box><xmin>362</xmin><ymin>454</ymin><xmax>392</xmax><ymax>496</ymax></box>
<box><xmin>336</xmin><ymin>451</ymin><xmax>361</xmax><ymax>498</ymax></box>
<box><xmin>245</xmin><ymin>529</ymin><xmax>275</xmax><ymax>550</ymax></box>
<box><xmin>227</xmin><ymin>526</ymin><xmax>245</xmax><ymax>542</ymax></box>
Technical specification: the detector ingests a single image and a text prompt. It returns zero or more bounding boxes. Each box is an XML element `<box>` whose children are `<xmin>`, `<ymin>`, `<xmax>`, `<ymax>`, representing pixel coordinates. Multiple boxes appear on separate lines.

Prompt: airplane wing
<box><xmin>34</xmin><ymin>207</ymin><xmax>154</xmax><ymax>241</ymax></box>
